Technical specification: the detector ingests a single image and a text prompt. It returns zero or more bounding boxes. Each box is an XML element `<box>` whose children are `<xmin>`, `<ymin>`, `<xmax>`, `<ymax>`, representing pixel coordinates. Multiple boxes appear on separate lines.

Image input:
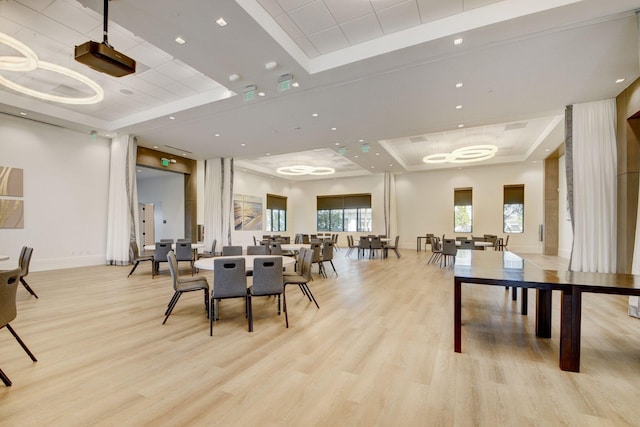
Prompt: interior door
<box><xmin>139</xmin><ymin>203</ymin><xmax>155</xmax><ymax>247</ymax></box>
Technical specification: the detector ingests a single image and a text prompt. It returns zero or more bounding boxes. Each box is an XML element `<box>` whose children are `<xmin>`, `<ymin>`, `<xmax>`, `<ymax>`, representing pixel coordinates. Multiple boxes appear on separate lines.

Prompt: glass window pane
<box><xmin>358</xmin><ymin>208</ymin><xmax>372</xmax><ymax>232</ymax></box>
<box><xmin>344</xmin><ymin>209</ymin><xmax>357</xmax><ymax>232</ymax></box>
<box><xmin>266</xmin><ymin>209</ymin><xmax>272</xmax><ymax>231</ymax></box>
<box><xmin>317</xmin><ymin>210</ymin><xmax>330</xmax><ymax>231</ymax></box>
<box><xmin>454</xmin><ymin>205</ymin><xmax>472</xmax><ymax>233</ymax></box>
<box><xmin>278</xmin><ymin>210</ymin><xmax>286</xmax><ymax>231</ymax></box>
<box><xmin>503</xmin><ymin>203</ymin><xmax>524</xmax><ymax>233</ymax></box>
<box><xmin>330</xmin><ymin>209</ymin><xmax>344</xmax><ymax>231</ymax></box>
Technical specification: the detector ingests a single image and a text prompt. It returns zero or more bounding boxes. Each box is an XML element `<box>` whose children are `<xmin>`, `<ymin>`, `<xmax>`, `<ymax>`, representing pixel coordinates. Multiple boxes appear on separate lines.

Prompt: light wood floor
<box><xmin>1</xmin><ymin>249</ymin><xmax>639</xmax><ymax>426</ymax></box>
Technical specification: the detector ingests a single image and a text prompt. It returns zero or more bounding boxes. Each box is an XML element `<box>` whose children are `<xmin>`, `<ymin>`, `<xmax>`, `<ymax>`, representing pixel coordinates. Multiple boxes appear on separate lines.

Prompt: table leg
<box><xmin>535</xmin><ymin>289</ymin><xmax>552</xmax><ymax>338</ymax></box>
<box><xmin>454</xmin><ymin>278</ymin><xmax>462</xmax><ymax>352</ymax></box>
<box><xmin>559</xmin><ymin>287</ymin><xmax>581</xmax><ymax>372</ymax></box>
<box><xmin>521</xmin><ymin>288</ymin><xmax>528</xmax><ymax>315</ymax></box>
<box><xmin>417</xmin><ymin>237</ymin><xmax>421</xmax><ymax>252</ymax></box>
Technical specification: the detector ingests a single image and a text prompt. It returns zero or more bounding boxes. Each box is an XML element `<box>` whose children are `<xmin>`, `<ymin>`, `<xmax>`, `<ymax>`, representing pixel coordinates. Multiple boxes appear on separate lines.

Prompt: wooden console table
<box><xmin>453</xmin><ymin>250</ymin><xmax>640</xmax><ymax>372</ymax></box>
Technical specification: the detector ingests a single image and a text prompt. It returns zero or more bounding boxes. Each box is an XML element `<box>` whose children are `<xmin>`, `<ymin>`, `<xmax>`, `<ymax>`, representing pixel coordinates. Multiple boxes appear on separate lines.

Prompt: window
<box><xmin>317</xmin><ymin>194</ymin><xmax>371</xmax><ymax>232</ymax></box>
<box><xmin>454</xmin><ymin>188</ymin><xmax>473</xmax><ymax>233</ymax></box>
<box><xmin>503</xmin><ymin>185</ymin><xmax>524</xmax><ymax>233</ymax></box>
<box><xmin>266</xmin><ymin>194</ymin><xmax>286</xmax><ymax>232</ymax></box>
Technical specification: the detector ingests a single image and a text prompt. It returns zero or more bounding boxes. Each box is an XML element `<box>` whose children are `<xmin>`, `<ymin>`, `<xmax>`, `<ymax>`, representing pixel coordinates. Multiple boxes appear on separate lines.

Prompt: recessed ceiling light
<box><xmin>458</xmin><ymin>124</ymin><xmax>464</xmax><ymax>128</ymax></box>
<box><xmin>545</xmin><ymin>148</ymin><xmax>550</xmax><ymax>152</ymax></box>
<box><xmin>371</xmin><ymin>166</ymin><xmax>374</xmax><ymax>169</ymax></box>
<box><xmin>241</xmin><ymin>143</ymin><xmax>246</xmax><ymax>146</ymax></box>
<box><xmin>291</xmin><ymin>82</ymin><xmax>299</xmax><ymax>88</ymax></box>
<box><xmin>266</xmin><ymin>153</ymin><xmax>271</xmax><ymax>156</ymax></box>
<box><xmin>265</xmin><ymin>61</ymin><xmax>278</xmax><ymax>70</ymax></box>
<box><xmin>153</xmin><ymin>145</ymin><xmax>158</xmax><ymax>149</ymax></box>
<box><xmin>359</xmin><ymin>139</ymin><xmax>364</xmax><ymax>142</ymax></box>
<box><xmin>174</xmin><ymin>36</ymin><xmax>186</xmax><ymax>45</ymax></box>
<box><xmin>616</xmin><ymin>78</ymin><xmax>626</xmax><ymax>84</ymax></box>
<box><xmin>216</xmin><ymin>17</ymin><xmax>227</xmax><ymax>27</ymax></box>
<box><xmin>354</xmin><ymin>155</ymin><xmax>359</xmax><ymax>158</ymax></box>
<box><xmin>137</xmin><ymin>169</ymin><xmax>142</xmax><ymax>173</ymax></box>
<box><xmin>455</xmin><ymin>105</ymin><xmax>462</xmax><ymax>110</ymax></box>
<box><xmin>258</xmin><ymin>92</ymin><xmax>265</xmax><ymax>97</ymax></box>
<box><xmin>331</xmin><ymin>127</ymin><xmax>337</xmax><ymax>131</ymax></box>
<box><xmin>169</xmin><ymin>116</ymin><xmax>175</xmax><ymax>120</ymax></box>
<box><xmin>389</xmin><ymin>164</ymin><xmax>393</xmax><ymax>167</ymax></box>
<box><xmin>19</xmin><ymin>111</ymin><xmax>27</xmax><ymax>116</ymax></box>
<box><xmin>456</xmin><ymin>82</ymin><xmax>463</xmax><ymax>88</ymax></box>
<box><xmin>335</xmin><ymin>142</ymin><xmax>340</xmax><ymax>145</ymax></box>
<box><xmin>229</xmin><ymin>74</ymin><xmax>240</xmax><ymax>82</ymax></box>
<box><xmin>376</xmin><ymin>153</ymin><xmax>380</xmax><ymax>156</ymax></box>
<box><xmin>182</xmin><ymin>153</ymin><xmax>187</xmax><ymax>157</ymax></box>
<box><xmin>214</xmin><ymin>133</ymin><xmax>220</xmax><ymax>137</ymax></box>
<box><xmin>454</xmin><ymin>38</ymin><xmax>463</xmax><ymax>45</ymax></box>
<box><xmin>312</xmin><ymin>113</ymin><xmax>318</xmax><ymax>117</ymax></box>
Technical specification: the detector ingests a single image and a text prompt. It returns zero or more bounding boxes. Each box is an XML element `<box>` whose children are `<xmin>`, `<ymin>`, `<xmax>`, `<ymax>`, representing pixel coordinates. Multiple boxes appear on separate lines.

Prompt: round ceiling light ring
<box><xmin>309</xmin><ymin>167</ymin><xmax>335</xmax><ymax>175</ymax></box>
<box><xmin>450</xmin><ymin>145</ymin><xmax>498</xmax><ymax>163</ymax></box>
<box><xmin>422</xmin><ymin>153</ymin><xmax>452</xmax><ymax>164</ymax></box>
<box><xmin>0</xmin><ymin>60</ymin><xmax>104</xmax><ymax>104</ymax></box>
<box><xmin>277</xmin><ymin>165</ymin><xmax>316</xmax><ymax>175</ymax></box>
<box><xmin>0</xmin><ymin>32</ymin><xmax>39</xmax><ymax>71</ymax></box>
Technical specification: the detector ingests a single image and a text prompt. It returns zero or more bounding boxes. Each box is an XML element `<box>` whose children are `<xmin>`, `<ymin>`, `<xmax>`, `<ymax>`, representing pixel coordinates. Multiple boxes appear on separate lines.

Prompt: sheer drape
<box><xmin>106</xmin><ymin>135</ymin><xmax>139</xmax><ymax>265</ymax></box>
<box><xmin>204</xmin><ymin>158</ymin><xmax>234</xmax><ymax>250</ymax></box>
<box><xmin>569</xmin><ymin>99</ymin><xmax>617</xmax><ymax>273</ymax></box>
<box><xmin>383</xmin><ymin>171</ymin><xmax>398</xmax><ymax>238</ymax></box>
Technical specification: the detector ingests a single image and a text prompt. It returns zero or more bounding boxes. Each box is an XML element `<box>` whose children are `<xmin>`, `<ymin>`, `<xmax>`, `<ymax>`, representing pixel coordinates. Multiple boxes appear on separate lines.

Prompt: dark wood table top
<box><xmin>454</xmin><ymin>250</ymin><xmax>640</xmax><ymax>295</ymax></box>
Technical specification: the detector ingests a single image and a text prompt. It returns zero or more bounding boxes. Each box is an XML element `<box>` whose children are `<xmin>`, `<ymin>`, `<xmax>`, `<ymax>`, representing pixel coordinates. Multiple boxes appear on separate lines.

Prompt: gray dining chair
<box><xmin>175</xmin><ymin>241</ymin><xmax>194</xmax><ymax>274</ymax></box>
<box><xmin>163</xmin><ymin>251</ymin><xmax>209</xmax><ymax>325</ymax></box>
<box><xmin>197</xmin><ymin>239</ymin><xmax>217</xmax><ymax>259</ymax></box>
<box><xmin>282</xmin><ymin>248</ymin><xmax>318</xmax><ymax>327</ymax></box>
<box><xmin>384</xmin><ymin>236</ymin><xmax>401</xmax><ymax>258</ymax></box>
<box><xmin>0</xmin><ymin>268</ymin><xmax>37</xmax><ymax>386</ymax></box>
<box><xmin>441</xmin><ymin>239</ymin><xmax>458</xmax><ymax>267</ymax></box>
<box><xmin>128</xmin><ymin>240</ymin><xmax>153</xmax><ymax>277</ymax></box>
<box><xmin>18</xmin><ymin>246</ymin><xmax>37</xmax><ymax>298</ymax></box>
<box><xmin>211</xmin><ymin>257</ymin><xmax>247</xmax><ymax>335</ymax></box>
<box><xmin>247</xmin><ymin>245</ymin><xmax>269</xmax><ymax>255</ymax></box>
<box><xmin>153</xmin><ymin>242</ymin><xmax>172</xmax><ymax>277</ymax></box>
<box><xmin>320</xmin><ymin>241</ymin><xmax>337</xmax><ymax>277</ymax></box>
<box><xmin>247</xmin><ymin>257</ymin><xmax>284</xmax><ymax>332</ymax></box>
<box><xmin>222</xmin><ymin>246</ymin><xmax>243</xmax><ymax>256</ymax></box>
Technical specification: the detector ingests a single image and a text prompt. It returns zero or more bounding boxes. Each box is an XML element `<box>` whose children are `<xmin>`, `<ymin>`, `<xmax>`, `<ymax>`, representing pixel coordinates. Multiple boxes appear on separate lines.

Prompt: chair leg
<box><xmin>20</xmin><ymin>278</ymin><xmax>38</xmax><ymax>299</ymax></box>
<box><xmin>277</xmin><ymin>294</ymin><xmax>281</xmax><ymax>315</ymax></box>
<box><xmin>393</xmin><ymin>248</ymin><xmax>401</xmax><ymax>258</ymax></box>
<box><xmin>204</xmin><ymin>289</ymin><xmax>209</xmax><ymax>316</ymax></box>
<box><xmin>162</xmin><ymin>292</ymin><xmax>181</xmax><ymax>324</ymax></box>
<box><xmin>303</xmin><ymin>283</ymin><xmax>320</xmax><ymax>309</ymax></box>
<box><xmin>284</xmin><ymin>289</ymin><xmax>289</xmax><ymax>328</ymax></box>
<box><xmin>6</xmin><ymin>324</ymin><xmax>37</xmax><ymax>362</ymax></box>
<box><xmin>329</xmin><ymin>260</ymin><xmax>337</xmax><ymax>277</ymax></box>
<box><xmin>128</xmin><ymin>261</ymin><xmax>140</xmax><ymax>277</ymax></box>
<box><xmin>247</xmin><ymin>295</ymin><xmax>253</xmax><ymax>332</ymax></box>
<box><xmin>165</xmin><ymin>292</ymin><xmax>180</xmax><ymax>315</ymax></box>
<box><xmin>0</xmin><ymin>368</ymin><xmax>12</xmax><ymax>386</ymax></box>
<box><xmin>210</xmin><ymin>298</ymin><xmax>214</xmax><ymax>336</ymax></box>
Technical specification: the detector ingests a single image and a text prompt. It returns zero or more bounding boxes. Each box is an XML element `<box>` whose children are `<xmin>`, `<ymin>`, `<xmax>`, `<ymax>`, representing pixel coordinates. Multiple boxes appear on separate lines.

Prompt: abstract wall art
<box><xmin>233</xmin><ymin>194</ymin><xmax>263</xmax><ymax>231</ymax></box>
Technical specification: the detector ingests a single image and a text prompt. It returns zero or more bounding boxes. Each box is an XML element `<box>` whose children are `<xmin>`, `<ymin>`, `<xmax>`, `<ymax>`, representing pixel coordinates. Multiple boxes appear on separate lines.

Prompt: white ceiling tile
<box><xmin>463</xmin><ymin>0</ymin><xmax>501</xmax><ymax>11</ymax></box>
<box><xmin>182</xmin><ymin>74</ymin><xmax>223</xmax><ymax>92</ymax></box>
<box><xmin>307</xmin><ymin>26</ymin><xmax>349</xmax><ymax>55</ymax></box>
<box><xmin>371</xmin><ymin>0</ymin><xmax>409</xmax><ymax>12</ymax></box>
<box><xmin>124</xmin><ymin>42</ymin><xmax>173</xmax><ymax>68</ymax></box>
<box><xmin>257</xmin><ymin>0</ymin><xmax>286</xmax><ymax>17</ymax></box>
<box><xmin>0</xmin><ymin>16</ymin><xmax>25</xmax><ymax>35</ymax></box>
<box><xmin>155</xmin><ymin>60</ymin><xmax>199</xmax><ymax>80</ymax></box>
<box><xmin>136</xmin><ymin>69</ymin><xmax>175</xmax><ymax>87</ymax></box>
<box><xmin>340</xmin><ymin>14</ymin><xmax>384</xmax><ymax>45</ymax></box>
<box><xmin>147</xmin><ymin>86</ymin><xmax>181</xmax><ymax>102</ymax></box>
<box><xmin>293</xmin><ymin>36</ymin><xmax>320</xmax><ymax>58</ymax></box>
<box><xmin>164</xmin><ymin>81</ymin><xmax>198</xmax><ymax>97</ymax></box>
<box><xmin>276</xmin><ymin>0</ymin><xmax>315</xmax><ymax>13</ymax></box>
<box><xmin>288</xmin><ymin>1</ymin><xmax>336</xmax><ymax>36</ymax></box>
<box><xmin>323</xmin><ymin>0</ymin><xmax>374</xmax><ymax>24</ymax></box>
<box><xmin>14</xmin><ymin>0</ymin><xmax>56</xmax><ymax>12</ymax></box>
<box><xmin>376</xmin><ymin>1</ymin><xmax>421</xmax><ymax>35</ymax></box>
<box><xmin>416</xmin><ymin>0</ymin><xmax>462</xmax><ymax>23</ymax></box>
<box><xmin>118</xmin><ymin>75</ymin><xmax>159</xmax><ymax>94</ymax></box>
<box><xmin>274</xmin><ymin>13</ymin><xmax>305</xmax><ymax>40</ymax></box>
<box><xmin>43</xmin><ymin>0</ymin><xmax>101</xmax><ymax>34</ymax></box>
<box><xmin>131</xmin><ymin>92</ymin><xmax>163</xmax><ymax>107</ymax></box>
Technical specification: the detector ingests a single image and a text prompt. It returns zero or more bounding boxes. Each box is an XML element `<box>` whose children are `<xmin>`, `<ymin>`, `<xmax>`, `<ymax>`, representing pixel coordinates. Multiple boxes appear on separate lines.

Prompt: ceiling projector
<box><xmin>75</xmin><ymin>41</ymin><xmax>135</xmax><ymax>77</ymax></box>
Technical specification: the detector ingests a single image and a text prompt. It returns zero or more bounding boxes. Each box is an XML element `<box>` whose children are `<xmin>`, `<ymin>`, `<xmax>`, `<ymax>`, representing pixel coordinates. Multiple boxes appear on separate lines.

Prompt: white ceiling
<box><xmin>1</xmin><ymin>0</ymin><xmax>639</xmax><ymax>181</ymax></box>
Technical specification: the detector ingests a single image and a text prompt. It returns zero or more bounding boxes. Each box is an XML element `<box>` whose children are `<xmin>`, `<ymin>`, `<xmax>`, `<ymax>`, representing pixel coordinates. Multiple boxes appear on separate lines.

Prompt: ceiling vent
<box><xmin>504</xmin><ymin>122</ymin><xmax>527</xmax><ymax>131</ymax></box>
<box><xmin>409</xmin><ymin>135</ymin><xmax>428</xmax><ymax>143</ymax></box>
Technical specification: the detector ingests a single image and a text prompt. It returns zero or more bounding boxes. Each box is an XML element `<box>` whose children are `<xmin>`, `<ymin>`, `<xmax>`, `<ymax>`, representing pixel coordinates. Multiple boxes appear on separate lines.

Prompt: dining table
<box><xmin>455</xmin><ymin>241</ymin><xmax>493</xmax><ymax>249</ymax></box>
<box><xmin>194</xmin><ymin>255</ymin><xmax>296</xmax><ymax>272</ymax></box>
<box><xmin>143</xmin><ymin>243</ymin><xmax>206</xmax><ymax>251</ymax></box>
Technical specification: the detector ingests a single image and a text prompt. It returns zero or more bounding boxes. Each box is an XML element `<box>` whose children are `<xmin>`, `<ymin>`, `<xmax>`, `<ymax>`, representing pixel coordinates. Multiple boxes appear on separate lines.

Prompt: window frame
<box><xmin>503</xmin><ymin>185</ymin><xmax>524</xmax><ymax>234</ymax></box>
<box><xmin>453</xmin><ymin>187</ymin><xmax>473</xmax><ymax>233</ymax></box>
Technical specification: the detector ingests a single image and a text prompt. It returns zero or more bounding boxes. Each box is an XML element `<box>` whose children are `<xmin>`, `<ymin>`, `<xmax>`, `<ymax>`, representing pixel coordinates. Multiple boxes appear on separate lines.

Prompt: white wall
<box><xmin>231</xmin><ymin>170</ymin><xmax>291</xmax><ymax>247</ymax></box>
<box><xmin>395</xmin><ymin>163</ymin><xmax>545</xmax><ymax>253</ymax></box>
<box><xmin>137</xmin><ymin>173</ymin><xmax>185</xmax><ymax>241</ymax></box>
<box><xmin>0</xmin><ymin>114</ymin><xmax>110</xmax><ymax>271</ymax></box>
<box><xmin>558</xmin><ymin>155</ymin><xmax>573</xmax><ymax>258</ymax></box>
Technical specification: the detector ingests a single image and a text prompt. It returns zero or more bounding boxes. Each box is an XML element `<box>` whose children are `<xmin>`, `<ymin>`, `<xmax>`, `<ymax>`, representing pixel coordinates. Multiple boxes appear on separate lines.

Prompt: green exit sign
<box><xmin>161</xmin><ymin>158</ymin><xmax>170</xmax><ymax>167</ymax></box>
<box><xmin>278</xmin><ymin>79</ymin><xmax>291</xmax><ymax>92</ymax></box>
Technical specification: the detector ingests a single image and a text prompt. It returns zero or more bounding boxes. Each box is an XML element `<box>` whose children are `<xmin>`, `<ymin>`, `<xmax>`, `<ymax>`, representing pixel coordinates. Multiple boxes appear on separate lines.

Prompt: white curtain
<box><xmin>383</xmin><ymin>171</ymin><xmax>398</xmax><ymax>239</ymax></box>
<box><xmin>569</xmin><ymin>99</ymin><xmax>617</xmax><ymax>273</ymax></box>
<box><xmin>106</xmin><ymin>135</ymin><xmax>139</xmax><ymax>265</ymax></box>
<box><xmin>630</xmin><ymin>162</ymin><xmax>640</xmax><ymax>316</ymax></box>
<box><xmin>204</xmin><ymin>158</ymin><xmax>234</xmax><ymax>250</ymax></box>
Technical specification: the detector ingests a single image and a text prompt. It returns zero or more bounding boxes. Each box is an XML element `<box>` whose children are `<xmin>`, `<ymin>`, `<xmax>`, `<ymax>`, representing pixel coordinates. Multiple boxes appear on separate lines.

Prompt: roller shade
<box><xmin>454</xmin><ymin>188</ymin><xmax>472</xmax><ymax>206</ymax></box>
<box><xmin>504</xmin><ymin>185</ymin><xmax>524</xmax><ymax>204</ymax></box>
<box><xmin>267</xmin><ymin>194</ymin><xmax>287</xmax><ymax>210</ymax></box>
<box><xmin>317</xmin><ymin>194</ymin><xmax>371</xmax><ymax>210</ymax></box>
